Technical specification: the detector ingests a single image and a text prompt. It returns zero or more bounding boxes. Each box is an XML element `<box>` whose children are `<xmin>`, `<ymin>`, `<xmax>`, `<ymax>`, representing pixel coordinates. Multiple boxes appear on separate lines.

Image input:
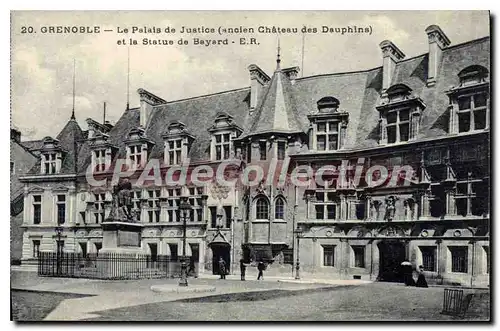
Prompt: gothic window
<box><xmin>275</xmin><ymin>197</ymin><xmax>285</xmax><ymax>219</ymax></box>
<box><xmin>256</xmin><ymin>197</ymin><xmax>269</xmax><ymax>220</ymax></box>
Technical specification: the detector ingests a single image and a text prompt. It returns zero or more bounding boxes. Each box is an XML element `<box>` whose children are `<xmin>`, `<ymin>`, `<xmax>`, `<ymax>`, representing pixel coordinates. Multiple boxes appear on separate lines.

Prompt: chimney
<box><xmin>248</xmin><ymin>64</ymin><xmax>270</xmax><ymax>112</ymax></box>
<box><xmin>379</xmin><ymin>40</ymin><xmax>405</xmax><ymax>94</ymax></box>
<box><xmin>137</xmin><ymin>88</ymin><xmax>166</xmax><ymax>128</ymax></box>
<box><xmin>10</xmin><ymin>128</ymin><xmax>21</xmax><ymax>143</ymax></box>
<box><xmin>282</xmin><ymin>66</ymin><xmax>300</xmax><ymax>85</ymax></box>
<box><xmin>425</xmin><ymin>25</ymin><xmax>451</xmax><ymax>87</ymax></box>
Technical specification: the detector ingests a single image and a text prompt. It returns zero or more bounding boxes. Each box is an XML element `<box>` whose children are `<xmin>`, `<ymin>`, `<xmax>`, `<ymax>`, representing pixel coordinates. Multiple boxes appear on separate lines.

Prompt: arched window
<box><xmin>275</xmin><ymin>197</ymin><xmax>285</xmax><ymax>219</ymax></box>
<box><xmin>256</xmin><ymin>197</ymin><xmax>269</xmax><ymax>220</ymax></box>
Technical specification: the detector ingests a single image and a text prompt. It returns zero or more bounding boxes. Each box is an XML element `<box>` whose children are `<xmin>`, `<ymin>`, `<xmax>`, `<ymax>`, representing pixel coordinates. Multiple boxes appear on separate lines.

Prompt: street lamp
<box><xmin>54</xmin><ymin>225</ymin><xmax>63</xmax><ymax>275</ymax></box>
<box><xmin>178</xmin><ymin>194</ymin><xmax>192</xmax><ymax>287</ymax></box>
<box><xmin>294</xmin><ymin>225</ymin><xmax>303</xmax><ymax>280</ymax></box>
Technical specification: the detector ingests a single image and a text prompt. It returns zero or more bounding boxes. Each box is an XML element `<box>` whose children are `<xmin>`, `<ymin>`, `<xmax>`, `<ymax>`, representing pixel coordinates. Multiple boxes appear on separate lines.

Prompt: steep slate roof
<box><xmin>145</xmin><ymin>89</ymin><xmax>251</xmax><ymax>163</ymax></box>
<box><xmin>243</xmin><ymin>68</ymin><xmax>303</xmax><ymax>137</ymax></box>
<box><xmin>20</xmin><ymin>139</ymin><xmax>44</xmax><ymax>152</ymax></box>
<box><xmin>24</xmin><ymin>35</ymin><xmax>490</xmax><ymax>176</ymax></box>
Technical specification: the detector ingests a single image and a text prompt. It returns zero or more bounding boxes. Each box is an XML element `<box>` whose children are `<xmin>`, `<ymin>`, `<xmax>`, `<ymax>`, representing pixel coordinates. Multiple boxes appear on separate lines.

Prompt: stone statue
<box><xmin>106</xmin><ymin>178</ymin><xmax>136</xmax><ymax>222</ymax></box>
<box><xmin>384</xmin><ymin>196</ymin><xmax>398</xmax><ymax>221</ymax></box>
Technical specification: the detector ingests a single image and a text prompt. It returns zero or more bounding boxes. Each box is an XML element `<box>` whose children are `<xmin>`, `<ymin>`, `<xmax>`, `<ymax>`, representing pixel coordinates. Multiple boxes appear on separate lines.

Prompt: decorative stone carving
<box><xmin>76</xmin><ymin>230</ymin><xmax>87</xmax><ymax>237</ymax></box>
<box><xmin>89</xmin><ymin>229</ymin><xmax>102</xmax><ymax>237</ymax></box>
<box><xmin>384</xmin><ymin>196</ymin><xmax>398</xmax><ymax>221</ymax></box>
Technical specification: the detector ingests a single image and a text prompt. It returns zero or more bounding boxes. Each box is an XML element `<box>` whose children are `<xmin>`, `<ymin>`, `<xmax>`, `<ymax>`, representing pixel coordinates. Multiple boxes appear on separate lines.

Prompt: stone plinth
<box><xmin>97</xmin><ymin>221</ymin><xmax>145</xmax><ymax>279</ymax></box>
<box><xmin>100</xmin><ymin>221</ymin><xmax>143</xmax><ymax>254</ymax></box>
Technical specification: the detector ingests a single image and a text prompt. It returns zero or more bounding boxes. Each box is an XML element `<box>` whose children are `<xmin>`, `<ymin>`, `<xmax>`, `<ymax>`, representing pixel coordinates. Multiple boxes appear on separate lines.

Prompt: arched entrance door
<box><xmin>377</xmin><ymin>240</ymin><xmax>406</xmax><ymax>282</ymax></box>
<box><xmin>210</xmin><ymin>243</ymin><xmax>231</xmax><ymax>275</ymax></box>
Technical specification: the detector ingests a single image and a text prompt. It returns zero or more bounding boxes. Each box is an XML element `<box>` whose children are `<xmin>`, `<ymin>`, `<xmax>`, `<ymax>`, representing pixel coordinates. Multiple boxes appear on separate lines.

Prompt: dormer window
<box><xmin>447</xmin><ymin>65</ymin><xmax>489</xmax><ymax>134</ymax></box>
<box><xmin>125</xmin><ymin>127</ymin><xmax>155</xmax><ymax>170</ymax></box>
<box><xmin>215</xmin><ymin>133</ymin><xmax>231</xmax><ymax>160</ymax></box>
<box><xmin>316</xmin><ymin>121</ymin><xmax>338</xmax><ymax>151</ymax></box>
<box><xmin>386</xmin><ymin>108</ymin><xmax>410</xmax><ymax>143</ymax></box>
<box><xmin>43</xmin><ymin>153</ymin><xmax>57</xmax><ymax>174</ymax></box>
<box><xmin>163</xmin><ymin>121</ymin><xmax>195</xmax><ymax>166</ymax></box>
<box><xmin>167</xmin><ymin>138</ymin><xmax>182</xmax><ymax>165</ymax></box>
<box><xmin>376</xmin><ymin>84</ymin><xmax>426</xmax><ymax>145</ymax></box>
<box><xmin>94</xmin><ymin>150</ymin><xmax>106</xmax><ymax>172</ymax></box>
<box><xmin>89</xmin><ymin>132</ymin><xmax>117</xmax><ymax>173</ymax></box>
<box><xmin>208</xmin><ymin>112</ymin><xmax>242</xmax><ymax>161</ymax></box>
<box><xmin>40</xmin><ymin>136</ymin><xmax>63</xmax><ymax>174</ymax></box>
<box><xmin>308</xmin><ymin>97</ymin><xmax>348</xmax><ymax>151</ymax></box>
<box><xmin>128</xmin><ymin>145</ymin><xmax>142</xmax><ymax>169</ymax></box>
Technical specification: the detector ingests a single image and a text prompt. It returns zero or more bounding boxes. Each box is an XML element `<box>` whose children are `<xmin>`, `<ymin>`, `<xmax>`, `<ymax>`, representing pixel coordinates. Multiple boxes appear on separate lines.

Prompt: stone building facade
<box><xmin>17</xmin><ymin>25</ymin><xmax>490</xmax><ymax>286</ymax></box>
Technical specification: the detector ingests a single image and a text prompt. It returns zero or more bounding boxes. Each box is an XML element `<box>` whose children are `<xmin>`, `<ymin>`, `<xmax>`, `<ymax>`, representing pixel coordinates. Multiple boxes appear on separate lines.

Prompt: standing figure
<box><xmin>240</xmin><ymin>259</ymin><xmax>246</xmax><ymax>281</ymax></box>
<box><xmin>416</xmin><ymin>265</ymin><xmax>429</xmax><ymax>288</ymax></box>
<box><xmin>257</xmin><ymin>261</ymin><xmax>265</xmax><ymax>280</ymax></box>
<box><xmin>401</xmin><ymin>261</ymin><xmax>416</xmax><ymax>286</ymax></box>
<box><xmin>218</xmin><ymin>257</ymin><xmax>227</xmax><ymax>280</ymax></box>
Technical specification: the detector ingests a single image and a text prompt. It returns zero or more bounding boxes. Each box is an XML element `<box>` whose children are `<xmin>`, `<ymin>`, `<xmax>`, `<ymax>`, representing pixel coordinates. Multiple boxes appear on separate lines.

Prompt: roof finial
<box><xmin>71</xmin><ymin>59</ymin><xmax>76</xmax><ymax>120</ymax></box>
<box><xmin>276</xmin><ymin>34</ymin><xmax>281</xmax><ymax>70</ymax></box>
<box><xmin>126</xmin><ymin>46</ymin><xmax>130</xmax><ymax>111</ymax></box>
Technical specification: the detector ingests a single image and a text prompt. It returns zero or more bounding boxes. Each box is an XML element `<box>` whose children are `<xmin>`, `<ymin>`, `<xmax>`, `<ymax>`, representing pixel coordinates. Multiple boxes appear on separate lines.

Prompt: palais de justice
<box><xmin>14</xmin><ymin>25</ymin><xmax>490</xmax><ymax>286</ymax></box>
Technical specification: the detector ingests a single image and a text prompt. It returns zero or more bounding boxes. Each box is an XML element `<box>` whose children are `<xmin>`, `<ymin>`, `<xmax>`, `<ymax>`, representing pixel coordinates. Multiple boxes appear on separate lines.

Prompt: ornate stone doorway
<box><xmin>377</xmin><ymin>240</ymin><xmax>406</xmax><ymax>282</ymax></box>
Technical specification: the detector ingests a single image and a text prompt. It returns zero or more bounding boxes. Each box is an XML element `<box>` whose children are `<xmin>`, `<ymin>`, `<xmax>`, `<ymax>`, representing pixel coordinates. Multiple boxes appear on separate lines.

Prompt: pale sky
<box><xmin>11</xmin><ymin>11</ymin><xmax>489</xmax><ymax>140</ymax></box>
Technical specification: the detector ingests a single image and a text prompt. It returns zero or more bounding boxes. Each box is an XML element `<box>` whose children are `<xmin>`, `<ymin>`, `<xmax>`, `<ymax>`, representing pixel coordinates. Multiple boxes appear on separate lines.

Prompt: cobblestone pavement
<box><xmin>11</xmin><ymin>270</ymin><xmax>489</xmax><ymax>321</ymax></box>
<box><xmin>84</xmin><ymin>282</ymin><xmax>490</xmax><ymax>322</ymax></box>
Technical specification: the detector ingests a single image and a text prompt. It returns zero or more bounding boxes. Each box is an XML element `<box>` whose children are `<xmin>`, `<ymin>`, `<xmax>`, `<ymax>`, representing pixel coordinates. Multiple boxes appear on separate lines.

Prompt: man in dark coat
<box><xmin>218</xmin><ymin>257</ymin><xmax>227</xmax><ymax>280</ymax></box>
<box><xmin>240</xmin><ymin>259</ymin><xmax>246</xmax><ymax>281</ymax></box>
<box><xmin>257</xmin><ymin>261</ymin><xmax>265</xmax><ymax>280</ymax></box>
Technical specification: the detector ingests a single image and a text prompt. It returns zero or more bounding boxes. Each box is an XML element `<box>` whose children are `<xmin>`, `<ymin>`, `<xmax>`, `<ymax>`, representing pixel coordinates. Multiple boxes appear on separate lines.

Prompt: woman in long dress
<box><xmin>416</xmin><ymin>265</ymin><xmax>429</xmax><ymax>288</ymax></box>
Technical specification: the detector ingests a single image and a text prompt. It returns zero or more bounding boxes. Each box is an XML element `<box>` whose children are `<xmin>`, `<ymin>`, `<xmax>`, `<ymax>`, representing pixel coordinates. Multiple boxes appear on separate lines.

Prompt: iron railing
<box><xmin>38</xmin><ymin>252</ymin><xmax>199</xmax><ymax>280</ymax></box>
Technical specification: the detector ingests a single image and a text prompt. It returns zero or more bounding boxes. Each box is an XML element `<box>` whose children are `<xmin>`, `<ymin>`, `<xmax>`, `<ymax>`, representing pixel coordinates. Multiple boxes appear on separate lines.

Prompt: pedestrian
<box><xmin>416</xmin><ymin>265</ymin><xmax>428</xmax><ymax>288</ymax></box>
<box><xmin>401</xmin><ymin>261</ymin><xmax>415</xmax><ymax>286</ymax></box>
<box><xmin>257</xmin><ymin>261</ymin><xmax>265</xmax><ymax>280</ymax></box>
<box><xmin>218</xmin><ymin>257</ymin><xmax>227</xmax><ymax>280</ymax></box>
<box><xmin>240</xmin><ymin>259</ymin><xmax>246</xmax><ymax>281</ymax></box>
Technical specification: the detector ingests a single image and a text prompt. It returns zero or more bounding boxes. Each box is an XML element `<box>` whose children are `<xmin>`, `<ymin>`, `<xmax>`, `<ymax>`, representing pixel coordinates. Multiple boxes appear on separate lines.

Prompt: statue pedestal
<box><xmin>97</xmin><ymin>221</ymin><xmax>145</xmax><ymax>279</ymax></box>
<box><xmin>100</xmin><ymin>221</ymin><xmax>143</xmax><ymax>253</ymax></box>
